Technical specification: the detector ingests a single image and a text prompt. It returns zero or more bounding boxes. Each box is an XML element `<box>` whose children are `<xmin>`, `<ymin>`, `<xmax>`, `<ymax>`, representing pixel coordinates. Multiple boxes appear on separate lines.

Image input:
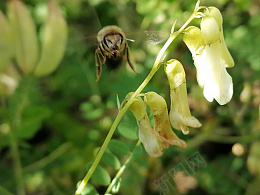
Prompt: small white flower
<box><xmin>182</xmin><ymin>8</ymin><xmax>234</xmax><ymax>105</ymax></box>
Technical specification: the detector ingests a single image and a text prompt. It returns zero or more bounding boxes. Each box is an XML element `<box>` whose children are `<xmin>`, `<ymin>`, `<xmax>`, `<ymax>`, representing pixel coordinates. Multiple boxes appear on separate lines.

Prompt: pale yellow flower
<box><xmin>165</xmin><ymin>60</ymin><xmax>201</xmax><ymax>134</ymax></box>
<box><xmin>182</xmin><ymin>7</ymin><xmax>234</xmax><ymax>105</ymax></box>
<box><xmin>126</xmin><ymin>92</ymin><xmax>163</xmax><ymax>157</ymax></box>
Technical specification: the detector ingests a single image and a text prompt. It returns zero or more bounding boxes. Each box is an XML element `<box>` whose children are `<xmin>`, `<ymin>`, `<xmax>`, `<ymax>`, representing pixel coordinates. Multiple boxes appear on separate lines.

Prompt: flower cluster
<box><xmin>126</xmin><ymin>60</ymin><xmax>202</xmax><ymax>157</ymax></box>
<box><xmin>0</xmin><ymin>0</ymin><xmax>67</xmax><ymax>95</ymax></box>
<box><xmin>125</xmin><ymin>6</ymin><xmax>234</xmax><ymax>157</ymax></box>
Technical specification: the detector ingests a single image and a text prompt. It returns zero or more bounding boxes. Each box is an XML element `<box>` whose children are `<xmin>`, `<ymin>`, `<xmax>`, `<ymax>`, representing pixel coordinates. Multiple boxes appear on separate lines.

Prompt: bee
<box><xmin>95</xmin><ymin>25</ymin><xmax>138</xmax><ymax>83</ymax></box>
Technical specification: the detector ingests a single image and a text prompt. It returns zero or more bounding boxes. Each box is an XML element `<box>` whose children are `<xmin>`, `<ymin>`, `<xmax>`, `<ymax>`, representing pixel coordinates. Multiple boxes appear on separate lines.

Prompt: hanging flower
<box><xmin>182</xmin><ymin>7</ymin><xmax>234</xmax><ymax>105</ymax></box>
<box><xmin>144</xmin><ymin>92</ymin><xmax>186</xmax><ymax>148</ymax></box>
<box><xmin>165</xmin><ymin>59</ymin><xmax>201</xmax><ymax>134</ymax></box>
<box><xmin>126</xmin><ymin>92</ymin><xmax>164</xmax><ymax>157</ymax></box>
<box><xmin>126</xmin><ymin>92</ymin><xmax>186</xmax><ymax>157</ymax></box>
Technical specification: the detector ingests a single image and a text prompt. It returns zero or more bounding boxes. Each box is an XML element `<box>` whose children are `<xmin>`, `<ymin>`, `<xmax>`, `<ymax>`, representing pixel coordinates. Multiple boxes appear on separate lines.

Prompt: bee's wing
<box><xmin>125</xmin><ymin>31</ymin><xmax>168</xmax><ymax>47</ymax></box>
<box><xmin>144</xmin><ymin>31</ymin><xmax>168</xmax><ymax>46</ymax></box>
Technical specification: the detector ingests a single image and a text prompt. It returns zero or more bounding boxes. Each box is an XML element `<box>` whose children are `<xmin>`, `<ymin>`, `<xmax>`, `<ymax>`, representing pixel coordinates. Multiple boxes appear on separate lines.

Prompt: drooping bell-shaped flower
<box><xmin>182</xmin><ymin>7</ymin><xmax>234</xmax><ymax>105</ymax></box>
<box><xmin>144</xmin><ymin>91</ymin><xmax>186</xmax><ymax>147</ymax></box>
<box><xmin>126</xmin><ymin>92</ymin><xmax>163</xmax><ymax>157</ymax></box>
<box><xmin>165</xmin><ymin>60</ymin><xmax>201</xmax><ymax>134</ymax></box>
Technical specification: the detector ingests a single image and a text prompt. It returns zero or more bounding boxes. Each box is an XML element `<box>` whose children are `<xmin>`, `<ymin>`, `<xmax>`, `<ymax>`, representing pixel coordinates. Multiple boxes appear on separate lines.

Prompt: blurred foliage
<box><xmin>0</xmin><ymin>0</ymin><xmax>259</xmax><ymax>195</ymax></box>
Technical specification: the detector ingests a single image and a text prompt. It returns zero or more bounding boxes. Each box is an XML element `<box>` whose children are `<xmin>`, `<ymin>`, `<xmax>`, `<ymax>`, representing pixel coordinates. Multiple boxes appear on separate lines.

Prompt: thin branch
<box><xmin>24</xmin><ymin>142</ymin><xmax>71</xmax><ymax>173</ymax></box>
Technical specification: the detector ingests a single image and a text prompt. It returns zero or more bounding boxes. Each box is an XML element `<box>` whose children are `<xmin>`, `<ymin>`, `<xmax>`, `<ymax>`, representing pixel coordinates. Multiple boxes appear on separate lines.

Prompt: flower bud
<box><xmin>165</xmin><ymin>60</ymin><xmax>201</xmax><ymax>134</ymax></box>
<box><xmin>34</xmin><ymin>0</ymin><xmax>68</xmax><ymax>77</ymax></box>
<box><xmin>126</xmin><ymin>92</ymin><xmax>163</xmax><ymax>157</ymax></box>
<box><xmin>144</xmin><ymin>91</ymin><xmax>186</xmax><ymax>147</ymax></box>
<box><xmin>0</xmin><ymin>11</ymin><xmax>13</xmax><ymax>71</ymax></box>
<box><xmin>8</xmin><ymin>0</ymin><xmax>39</xmax><ymax>74</ymax></box>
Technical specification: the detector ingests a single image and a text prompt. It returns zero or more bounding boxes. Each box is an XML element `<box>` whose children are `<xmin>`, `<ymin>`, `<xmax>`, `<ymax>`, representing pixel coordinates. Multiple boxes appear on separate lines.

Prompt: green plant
<box><xmin>75</xmin><ymin>1</ymin><xmax>236</xmax><ymax>194</ymax></box>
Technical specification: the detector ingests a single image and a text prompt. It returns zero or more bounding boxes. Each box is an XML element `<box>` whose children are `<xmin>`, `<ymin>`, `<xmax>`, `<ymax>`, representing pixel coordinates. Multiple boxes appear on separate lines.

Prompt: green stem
<box><xmin>105</xmin><ymin>140</ymin><xmax>141</xmax><ymax>194</ymax></box>
<box><xmin>24</xmin><ymin>142</ymin><xmax>71</xmax><ymax>173</ymax></box>
<box><xmin>75</xmin><ymin>6</ymin><xmax>199</xmax><ymax>195</ymax></box>
<box><xmin>9</xmin><ymin>78</ymin><xmax>31</xmax><ymax>195</ymax></box>
<box><xmin>10</xmin><ymin>140</ymin><xmax>25</xmax><ymax>195</ymax></box>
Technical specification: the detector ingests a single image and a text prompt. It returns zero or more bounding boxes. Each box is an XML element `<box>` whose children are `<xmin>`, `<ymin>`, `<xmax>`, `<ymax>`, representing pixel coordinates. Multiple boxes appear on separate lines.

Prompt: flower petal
<box><xmin>138</xmin><ymin>116</ymin><xmax>163</xmax><ymax>157</ymax></box>
<box><xmin>200</xmin><ymin>15</ymin><xmax>219</xmax><ymax>44</ymax></box>
<box><xmin>195</xmin><ymin>42</ymin><xmax>233</xmax><ymax>105</ymax></box>
<box><xmin>206</xmin><ymin>7</ymin><xmax>234</xmax><ymax>68</ymax></box>
<box><xmin>220</xmin><ymin>29</ymin><xmax>234</xmax><ymax>68</ymax></box>
<box><xmin>144</xmin><ymin>92</ymin><xmax>186</xmax><ymax>148</ymax></box>
<box><xmin>182</xmin><ymin>26</ymin><xmax>205</xmax><ymax>56</ymax></box>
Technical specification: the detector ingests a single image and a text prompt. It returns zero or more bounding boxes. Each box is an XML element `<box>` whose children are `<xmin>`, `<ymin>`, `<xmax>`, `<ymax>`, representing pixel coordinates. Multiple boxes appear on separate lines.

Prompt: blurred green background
<box><xmin>0</xmin><ymin>0</ymin><xmax>259</xmax><ymax>194</ymax></box>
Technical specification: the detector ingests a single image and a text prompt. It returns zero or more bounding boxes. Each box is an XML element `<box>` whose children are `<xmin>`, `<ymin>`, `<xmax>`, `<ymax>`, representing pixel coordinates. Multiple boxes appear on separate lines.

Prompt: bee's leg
<box><xmin>95</xmin><ymin>48</ymin><xmax>106</xmax><ymax>83</ymax></box>
<box><xmin>123</xmin><ymin>44</ymin><xmax>138</xmax><ymax>75</ymax></box>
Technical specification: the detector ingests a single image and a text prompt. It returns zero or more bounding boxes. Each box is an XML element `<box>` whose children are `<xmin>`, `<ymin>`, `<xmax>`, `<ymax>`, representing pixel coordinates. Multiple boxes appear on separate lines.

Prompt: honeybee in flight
<box><xmin>95</xmin><ymin>25</ymin><xmax>138</xmax><ymax>83</ymax></box>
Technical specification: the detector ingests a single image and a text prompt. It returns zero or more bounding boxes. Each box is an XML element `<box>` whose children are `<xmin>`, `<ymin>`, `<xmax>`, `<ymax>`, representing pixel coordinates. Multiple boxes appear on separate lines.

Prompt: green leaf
<box><xmin>15</xmin><ymin>106</ymin><xmax>51</xmax><ymax>139</ymax></box>
<box><xmin>108</xmin><ymin>139</ymin><xmax>130</xmax><ymax>156</ymax></box>
<box><xmin>132</xmin><ymin>144</ymin><xmax>144</xmax><ymax>159</ymax></box>
<box><xmin>117</xmin><ymin>122</ymin><xmax>138</xmax><ymax>140</ymax></box>
<box><xmin>15</xmin><ymin>120</ymin><xmax>41</xmax><ymax>139</ymax></box>
<box><xmin>86</xmin><ymin>163</ymin><xmax>111</xmax><ymax>186</ymax></box>
<box><xmin>136</xmin><ymin>0</ymin><xmax>158</xmax><ymax>14</ymax></box>
<box><xmin>101</xmin><ymin>150</ymin><xmax>121</xmax><ymax>170</ymax></box>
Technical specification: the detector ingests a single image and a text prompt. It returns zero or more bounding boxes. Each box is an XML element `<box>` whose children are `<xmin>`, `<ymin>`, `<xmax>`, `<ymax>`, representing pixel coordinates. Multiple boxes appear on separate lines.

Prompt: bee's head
<box><xmin>104</xmin><ymin>34</ymin><xmax>123</xmax><ymax>51</ymax></box>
